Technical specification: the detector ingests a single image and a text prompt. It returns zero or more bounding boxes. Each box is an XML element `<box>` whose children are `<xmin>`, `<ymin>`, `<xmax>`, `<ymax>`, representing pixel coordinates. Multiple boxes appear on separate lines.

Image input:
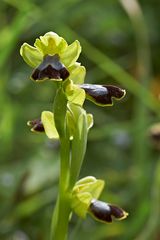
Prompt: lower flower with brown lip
<box><xmin>80</xmin><ymin>84</ymin><xmax>126</xmax><ymax>106</ymax></box>
<box><xmin>27</xmin><ymin>118</ymin><xmax>44</xmax><ymax>132</ymax></box>
<box><xmin>89</xmin><ymin>199</ymin><xmax>128</xmax><ymax>223</ymax></box>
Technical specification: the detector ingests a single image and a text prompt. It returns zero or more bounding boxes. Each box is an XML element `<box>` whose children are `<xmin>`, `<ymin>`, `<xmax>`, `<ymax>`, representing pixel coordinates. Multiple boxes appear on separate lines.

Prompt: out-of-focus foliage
<box><xmin>0</xmin><ymin>0</ymin><xmax>160</xmax><ymax>239</ymax></box>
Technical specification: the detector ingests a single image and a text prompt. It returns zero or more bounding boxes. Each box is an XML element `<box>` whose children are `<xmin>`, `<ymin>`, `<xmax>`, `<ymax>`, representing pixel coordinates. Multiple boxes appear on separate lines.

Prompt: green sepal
<box><xmin>69</xmin><ymin>63</ymin><xmax>86</xmax><ymax>84</ymax></box>
<box><xmin>71</xmin><ymin>176</ymin><xmax>105</xmax><ymax>218</ymax></box>
<box><xmin>71</xmin><ymin>192</ymin><xmax>92</xmax><ymax>218</ymax></box>
<box><xmin>20</xmin><ymin>43</ymin><xmax>43</xmax><ymax>68</ymax></box>
<box><xmin>73</xmin><ymin>176</ymin><xmax>105</xmax><ymax>200</ymax></box>
<box><xmin>41</xmin><ymin>111</ymin><xmax>59</xmax><ymax>139</ymax></box>
<box><xmin>63</xmin><ymin>79</ymin><xmax>85</xmax><ymax>106</ymax></box>
<box><xmin>61</xmin><ymin>40</ymin><xmax>81</xmax><ymax>67</ymax></box>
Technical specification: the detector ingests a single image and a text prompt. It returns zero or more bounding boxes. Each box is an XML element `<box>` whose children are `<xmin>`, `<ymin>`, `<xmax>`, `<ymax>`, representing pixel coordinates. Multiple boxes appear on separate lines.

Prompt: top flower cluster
<box><xmin>20</xmin><ymin>32</ymin><xmax>83</xmax><ymax>82</ymax></box>
<box><xmin>20</xmin><ymin>31</ymin><xmax>125</xmax><ymax>107</ymax></box>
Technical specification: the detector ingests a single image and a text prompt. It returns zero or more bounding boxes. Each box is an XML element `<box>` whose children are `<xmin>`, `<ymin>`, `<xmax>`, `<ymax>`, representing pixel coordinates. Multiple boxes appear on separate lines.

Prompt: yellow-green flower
<box><xmin>20</xmin><ymin>32</ymin><xmax>81</xmax><ymax>81</ymax></box>
<box><xmin>71</xmin><ymin>176</ymin><xmax>128</xmax><ymax>222</ymax></box>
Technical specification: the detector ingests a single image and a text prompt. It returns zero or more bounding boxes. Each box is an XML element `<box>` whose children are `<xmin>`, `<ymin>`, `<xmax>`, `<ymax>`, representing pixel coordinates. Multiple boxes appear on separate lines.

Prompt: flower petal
<box><xmin>73</xmin><ymin>176</ymin><xmax>105</xmax><ymax>200</ymax></box>
<box><xmin>64</xmin><ymin>79</ymin><xmax>85</xmax><ymax>106</ymax></box>
<box><xmin>31</xmin><ymin>54</ymin><xmax>69</xmax><ymax>81</ymax></box>
<box><xmin>71</xmin><ymin>192</ymin><xmax>92</xmax><ymax>218</ymax></box>
<box><xmin>69</xmin><ymin>64</ymin><xmax>86</xmax><ymax>84</ymax></box>
<box><xmin>20</xmin><ymin>43</ymin><xmax>43</xmax><ymax>68</ymax></box>
<box><xmin>89</xmin><ymin>199</ymin><xmax>128</xmax><ymax>223</ymax></box>
<box><xmin>60</xmin><ymin>40</ymin><xmax>81</xmax><ymax>67</ymax></box>
<box><xmin>41</xmin><ymin>111</ymin><xmax>59</xmax><ymax>139</ymax></box>
<box><xmin>80</xmin><ymin>84</ymin><xmax>126</xmax><ymax>106</ymax></box>
<box><xmin>34</xmin><ymin>32</ymin><xmax>67</xmax><ymax>55</ymax></box>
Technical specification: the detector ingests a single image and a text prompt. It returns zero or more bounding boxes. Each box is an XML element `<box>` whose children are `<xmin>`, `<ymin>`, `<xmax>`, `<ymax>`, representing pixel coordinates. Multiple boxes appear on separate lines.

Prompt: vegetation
<box><xmin>0</xmin><ymin>0</ymin><xmax>160</xmax><ymax>239</ymax></box>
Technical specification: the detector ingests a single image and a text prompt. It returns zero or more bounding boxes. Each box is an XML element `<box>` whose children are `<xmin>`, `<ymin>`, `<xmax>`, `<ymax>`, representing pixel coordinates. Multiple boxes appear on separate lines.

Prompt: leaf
<box><xmin>53</xmin><ymin>87</ymin><xmax>68</xmax><ymax>137</ymax></box>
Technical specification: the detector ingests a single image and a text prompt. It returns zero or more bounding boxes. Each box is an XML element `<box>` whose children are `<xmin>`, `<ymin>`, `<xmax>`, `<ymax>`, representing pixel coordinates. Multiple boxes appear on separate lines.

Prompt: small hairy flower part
<box><xmin>31</xmin><ymin>54</ymin><xmax>69</xmax><ymax>81</ymax></box>
<box><xmin>27</xmin><ymin>119</ymin><xmax>44</xmax><ymax>132</ymax></box>
<box><xmin>80</xmin><ymin>84</ymin><xmax>126</xmax><ymax>106</ymax></box>
<box><xmin>89</xmin><ymin>199</ymin><xmax>128</xmax><ymax>223</ymax></box>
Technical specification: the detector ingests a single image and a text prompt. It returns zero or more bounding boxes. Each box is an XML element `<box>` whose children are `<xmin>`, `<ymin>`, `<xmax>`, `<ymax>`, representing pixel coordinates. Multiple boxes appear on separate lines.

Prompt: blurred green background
<box><xmin>0</xmin><ymin>0</ymin><xmax>160</xmax><ymax>239</ymax></box>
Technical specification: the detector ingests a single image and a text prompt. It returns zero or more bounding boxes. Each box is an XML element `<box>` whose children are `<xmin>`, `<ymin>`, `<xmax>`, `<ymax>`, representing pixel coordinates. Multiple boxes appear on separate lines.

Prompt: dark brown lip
<box><xmin>80</xmin><ymin>84</ymin><xmax>125</xmax><ymax>105</ymax></box>
<box><xmin>31</xmin><ymin>54</ymin><xmax>69</xmax><ymax>81</ymax></box>
<box><xmin>89</xmin><ymin>199</ymin><xmax>127</xmax><ymax>223</ymax></box>
<box><xmin>27</xmin><ymin>118</ymin><xmax>44</xmax><ymax>132</ymax></box>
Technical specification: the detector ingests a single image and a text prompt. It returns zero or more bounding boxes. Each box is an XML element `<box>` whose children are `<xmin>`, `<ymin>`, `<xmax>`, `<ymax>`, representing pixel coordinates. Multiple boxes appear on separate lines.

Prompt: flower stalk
<box><xmin>20</xmin><ymin>31</ymin><xmax>128</xmax><ymax>240</ymax></box>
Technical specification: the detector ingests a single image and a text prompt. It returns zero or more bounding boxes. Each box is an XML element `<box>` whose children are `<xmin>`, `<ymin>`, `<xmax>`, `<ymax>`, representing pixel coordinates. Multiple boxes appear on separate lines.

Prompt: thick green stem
<box><xmin>51</xmin><ymin>88</ymin><xmax>89</xmax><ymax>239</ymax></box>
<box><xmin>51</xmin><ymin>87</ymin><xmax>71</xmax><ymax>240</ymax></box>
<box><xmin>51</xmin><ymin>136</ymin><xmax>71</xmax><ymax>240</ymax></box>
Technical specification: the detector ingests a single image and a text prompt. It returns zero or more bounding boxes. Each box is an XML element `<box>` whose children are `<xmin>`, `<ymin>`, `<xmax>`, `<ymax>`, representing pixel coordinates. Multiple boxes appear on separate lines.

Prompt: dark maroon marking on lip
<box><xmin>31</xmin><ymin>54</ymin><xmax>69</xmax><ymax>81</ymax></box>
<box><xmin>89</xmin><ymin>199</ymin><xmax>126</xmax><ymax>223</ymax></box>
<box><xmin>80</xmin><ymin>84</ymin><xmax>125</xmax><ymax>105</ymax></box>
<box><xmin>27</xmin><ymin>118</ymin><xmax>44</xmax><ymax>132</ymax></box>
<box><xmin>109</xmin><ymin>204</ymin><xmax>126</xmax><ymax>219</ymax></box>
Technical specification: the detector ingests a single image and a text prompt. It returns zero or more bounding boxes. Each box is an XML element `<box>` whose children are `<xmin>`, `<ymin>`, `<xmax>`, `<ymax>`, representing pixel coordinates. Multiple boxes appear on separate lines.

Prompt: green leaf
<box><xmin>41</xmin><ymin>111</ymin><xmax>59</xmax><ymax>139</ymax></box>
<box><xmin>53</xmin><ymin>87</ymin><xmax>68</xmax><ymax>138</ymax></box>
<box><xmin>67</xmin><ymin>103</ymin><xmax>93</xmax><ymax>132</ymax></box>
<box><xmin>20</xmin><ymin>43</ymin><xmax>43</xmax><ymax>68</ymax></box>
<box><xmin>66</xmin><ymin>111</ymin><xmax>75</xmax><ymax>140</ymax></box>
<box><xmin>60</xmin><ymin>40</ymin><xmax>81</xmax><ymax>67</ymax></box>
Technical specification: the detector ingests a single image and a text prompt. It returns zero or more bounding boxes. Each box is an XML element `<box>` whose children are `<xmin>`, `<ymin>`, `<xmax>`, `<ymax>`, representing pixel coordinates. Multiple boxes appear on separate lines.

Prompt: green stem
<box><xmin>51</xmin><ymin>137</ymin><xmax>71</xmax><ymax>240</ymax></box>
<box><xmin>51</xmin><ymin>87</ymin><xmax>71</xmax><ymax>240</ymax></box>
